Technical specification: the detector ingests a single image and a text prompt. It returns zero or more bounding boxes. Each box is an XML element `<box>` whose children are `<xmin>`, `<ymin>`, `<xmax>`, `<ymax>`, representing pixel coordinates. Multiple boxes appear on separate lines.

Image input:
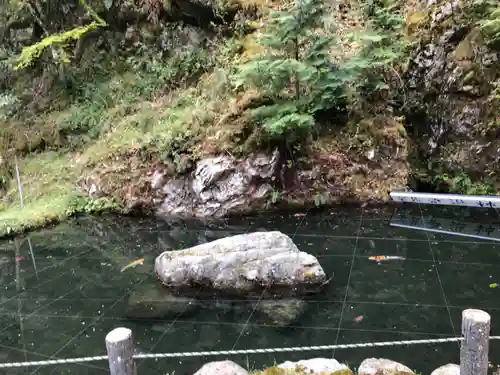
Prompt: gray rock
<box><xmin>278</xmin><ymin>358</ymin><xmax>352</xmax><ymax>374</ymax></box>
<box><xmin>358</xmin><ymin>358</ymin><xmax>415</xmax><ymax>375</ymax></box>
<box><xmin>154</xmin><ymin>231</ymin><xmax>328</xmax><ymax>296</ymax></box>
<box><xmin>405</xmin><ymin>9</ymin><xmax>500</xmax><ymax>169</ymax></box>
<box><xmin>193</xmin><ymin>360</ymin><xmax>248</xmax><ymax>375</ymax></box>
<box><xmin>155</xmin><ymin>150</ymin><xmax>279</xmax><ymax>218</ymax></box>
<box><xmin>431</xmin><ymin>364</ymin><xmax>460</xmax><ymax>375</ymax></box>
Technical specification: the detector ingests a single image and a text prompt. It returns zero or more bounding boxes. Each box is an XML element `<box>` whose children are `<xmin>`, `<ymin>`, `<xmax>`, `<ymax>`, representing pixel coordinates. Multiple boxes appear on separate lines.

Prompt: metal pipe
<box><xmin>389</xmin><ymin>191</ymin><xmax>500</xmax><ymax>208</ymax></box>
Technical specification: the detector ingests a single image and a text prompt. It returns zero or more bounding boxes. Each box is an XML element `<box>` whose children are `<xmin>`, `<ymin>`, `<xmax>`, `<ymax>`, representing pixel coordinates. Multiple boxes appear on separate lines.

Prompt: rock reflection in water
<box><xmin>126</xmin><ymin>281</ymin><xmax>308</xmax><ymax>328</ymax></box>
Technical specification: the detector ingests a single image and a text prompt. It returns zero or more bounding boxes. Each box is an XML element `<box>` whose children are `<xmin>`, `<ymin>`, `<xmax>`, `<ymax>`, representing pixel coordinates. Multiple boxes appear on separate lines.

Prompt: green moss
<box><xmin>0</xmin><ymin>152</ymin><xmax>122</xmax><ymax>238</ymax></box>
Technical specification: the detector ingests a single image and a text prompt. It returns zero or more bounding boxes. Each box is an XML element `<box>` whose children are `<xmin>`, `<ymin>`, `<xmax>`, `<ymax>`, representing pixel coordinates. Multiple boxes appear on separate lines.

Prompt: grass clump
<box><xmin>0</xmin><ymin>152</ymin><xmax>83</xmax><ymax>236</ymax></box>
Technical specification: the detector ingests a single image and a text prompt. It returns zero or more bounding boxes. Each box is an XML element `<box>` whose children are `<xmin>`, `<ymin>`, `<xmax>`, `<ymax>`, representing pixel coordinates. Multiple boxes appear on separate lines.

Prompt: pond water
<box><xmin>1</xmin><ymin>204</ymin><xmax>500</xmax><ymax>375</ymax></box>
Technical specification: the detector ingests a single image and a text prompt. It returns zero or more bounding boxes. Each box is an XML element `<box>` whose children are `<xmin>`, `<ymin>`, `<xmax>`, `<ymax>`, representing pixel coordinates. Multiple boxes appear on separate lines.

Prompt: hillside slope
<box><xmin>0</xmin><ymin>0</ymin><xmax>499</xmax><ymax>236</ymax></box>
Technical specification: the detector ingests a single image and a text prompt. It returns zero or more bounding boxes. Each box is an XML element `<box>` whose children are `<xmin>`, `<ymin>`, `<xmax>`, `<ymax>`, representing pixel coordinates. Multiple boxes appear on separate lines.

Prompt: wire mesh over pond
<box><xmin>2</xmin><ymin>205</ymin><xmax>500</xmax><ymax>375</ymax></box>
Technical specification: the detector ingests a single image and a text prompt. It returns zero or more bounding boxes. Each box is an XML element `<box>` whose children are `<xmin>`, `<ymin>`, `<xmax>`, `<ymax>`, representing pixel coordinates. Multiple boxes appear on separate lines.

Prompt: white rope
<box><xmin>2</xmin><ymin>336</ymin><xmax>500</xmax><ymax>368</ymax></box>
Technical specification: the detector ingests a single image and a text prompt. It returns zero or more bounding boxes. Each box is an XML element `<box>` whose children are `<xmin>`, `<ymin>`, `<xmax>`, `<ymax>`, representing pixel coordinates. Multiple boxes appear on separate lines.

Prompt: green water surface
<box><xmin>1</xmin><ymin>205</ymin><xmax>500</xmax><ymax>375</ymax></box>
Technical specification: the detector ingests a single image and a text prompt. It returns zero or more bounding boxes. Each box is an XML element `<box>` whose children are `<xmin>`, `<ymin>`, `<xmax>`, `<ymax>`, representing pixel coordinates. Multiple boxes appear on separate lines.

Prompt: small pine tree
<box><xmin>235</xmin><ymin>0</ymin><xmax>411</xmax><ymax>137</ymax></box>
<box><xmin>233</xmin><ymin>0</ymin><xmax>345</xmax><ymax>137</ymax></box>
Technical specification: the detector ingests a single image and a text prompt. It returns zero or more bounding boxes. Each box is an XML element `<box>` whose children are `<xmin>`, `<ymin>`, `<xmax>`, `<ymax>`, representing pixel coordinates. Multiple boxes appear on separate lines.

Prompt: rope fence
<box><xmin>0</xmin><ymin>309</ymin><xmax>496</xmax><ymax>375</ymax></box>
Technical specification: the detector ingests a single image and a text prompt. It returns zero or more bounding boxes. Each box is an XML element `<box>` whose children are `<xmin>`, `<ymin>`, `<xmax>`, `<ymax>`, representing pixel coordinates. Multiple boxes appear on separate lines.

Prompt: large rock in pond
<box><xmin>154</xmin><ymin>231</ymin><xmax>328</xmax><ymax>297</ymax></box>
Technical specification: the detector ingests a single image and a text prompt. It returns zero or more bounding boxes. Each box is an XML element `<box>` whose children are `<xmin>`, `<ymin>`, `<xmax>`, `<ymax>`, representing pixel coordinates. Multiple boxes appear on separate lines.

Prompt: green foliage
<box><xmin>0</xmin><ymin>92</ymin><xmax>21</xmax><ymax>120</ymax></box>
<box><xmin>14</xmin><ymin>0</ymin><xmax>106</xmax><ymax>70</ymax></box>
<box><xmin>466</xmin><ymin>0</ymin><xmax>500</xmax><ymax>42</ymax></box>
<box><xmin>52</xmin><ymin>43</ymin><xmax>217</xmax><ymax>149</ymax></box>
<box><xmin>126</xmin><ymin>44</ymin><xmax>217</xmax><ymax>97</ymax></box>
<box><xmin>66</xmin><ymin>196</ymin><xmax>122</xmax><ymax>216</ymax></box>
<box><xmin>234</xmin><ymin>0</ymin><xmax>410</xmax><ymax>138</ymax></box>
<box><xmin>433</xmin><ymin>172</ymin><xmax>496</xmax><ymax>195</ymax></box>
<box><xmin>334</xmin><ymin>0</ymin><xmax>410</xmax><ymax>116</ymax></box>
<box><xmin>234</xmin><ymin>0</ymin><xmax>342</xmax><ymax>136</ymax></box>
<box><xmin>15</xmin><ymin>22</ymin><xmax>104</xmax><ymax>70</ymax></box>
<box><xmin>358</xmin><ymin>1</ymin><xmax>409</xmax><ymax>71</ymax></box>
<box><xmin>481</xmin><ymin>5</ymin><xmax>500</xmax><ymax>41</ymax></box>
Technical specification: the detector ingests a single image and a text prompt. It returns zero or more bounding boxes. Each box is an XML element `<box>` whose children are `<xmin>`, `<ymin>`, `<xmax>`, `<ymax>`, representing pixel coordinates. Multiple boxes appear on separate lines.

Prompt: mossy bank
<box><xmin>0</xmin><ymin>0</ymin><xmax>499</xmax><ymax>237</ymax></box>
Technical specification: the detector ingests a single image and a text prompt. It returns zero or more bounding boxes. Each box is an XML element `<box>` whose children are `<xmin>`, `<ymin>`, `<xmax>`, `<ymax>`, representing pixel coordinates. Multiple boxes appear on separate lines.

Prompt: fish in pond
<box><xmin>354</xmin><ymin>315</ymin><xmax>364</xmax><ymax>322</ymax></box>
<box><xmin>120</xmin><ymin>258</ymin><xmax>145</xmax><ymax>272</ymax></box>
<box><xmin>368</xmin><ymin>255</ymin><xmax>405</xmax><ymax>262</ymax></box>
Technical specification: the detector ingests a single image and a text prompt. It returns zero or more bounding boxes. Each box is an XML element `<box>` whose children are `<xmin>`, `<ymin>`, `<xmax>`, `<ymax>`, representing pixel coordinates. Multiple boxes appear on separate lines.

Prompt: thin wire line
<box><xmin>333</xmin><ymin>205</ymin><xmax>364</xmax><ymax>357</ymax></box>
<box><xmin>0</xmin><ymin>279</ymin><xmax>94</xmax><ymax>337</ymax></box>
<box><xmin>148</xmin><ymin>228</ymin><xmax>499</xmax><ymax>244</ymax></box>
<box><xmin>10</xmin><ymin>252</ymin><xmax>500</xmax><ymax>268</ymax></box>
<box><xmin>3</xmin><ymin>335</ymin><xmax>496</xmax><ymax>368</ymax></box>
<box><xmin>0</xmin><ymin>249</ymin><xmax>95</xmax><ymax>304</ymax></box>
<box><xmin>28</xmin><ymin>277</ymin><xmax>148</xmax><ymax>375</ymax></box>
<box><xmin>136</xmin><ymin>291</ymin><xmax>200</xmax><ymax>371</ymax></box>
<box><xmin>416</xmin><ymin>203</ymin><xmax>458</xmax><ymax>344</ymax></box>
<box><xmin>0</xmin><ymin>342</ymin><xmax>107</xmax><ymax>371</ymax></box>
<box><xmin>231</xmin><ymin>208</ymin><xmax>311</xmax><ymax>350</ymax></box>
<box><xmin>1</xmin><ymin>296</ymin><xmax>497</xmax><ymax>316</ymax></box>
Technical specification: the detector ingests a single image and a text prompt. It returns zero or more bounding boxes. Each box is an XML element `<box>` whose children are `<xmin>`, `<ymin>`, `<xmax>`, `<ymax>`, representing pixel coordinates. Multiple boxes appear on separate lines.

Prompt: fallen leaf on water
<box><xmin>490</xmin><ymin>283</ymin><xmax>498</xmax><ymax>288</ymax></box>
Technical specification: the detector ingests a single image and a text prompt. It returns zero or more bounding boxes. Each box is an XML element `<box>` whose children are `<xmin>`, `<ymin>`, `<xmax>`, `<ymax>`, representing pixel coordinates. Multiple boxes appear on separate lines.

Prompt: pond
<box><xmin>1</xmin><ymin>204</ymin><xmax>500</xmax><ymax>375</ymax></box>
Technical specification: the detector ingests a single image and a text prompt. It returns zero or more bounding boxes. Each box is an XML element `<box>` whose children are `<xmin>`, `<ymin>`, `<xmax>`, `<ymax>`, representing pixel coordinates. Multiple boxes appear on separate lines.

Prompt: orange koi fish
<box><xmin>120</xmin><ymin>258</ymin><xmax>145</xmax><ymax>272</ymax></box>
<box><xmin>369</xmin><ymin>255</ymin><xmax>405</xmax><ymax>262</ymax></box>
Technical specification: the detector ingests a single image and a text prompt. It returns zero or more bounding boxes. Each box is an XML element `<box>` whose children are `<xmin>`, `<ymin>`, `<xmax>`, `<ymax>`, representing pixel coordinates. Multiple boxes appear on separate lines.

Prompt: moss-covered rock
<box><xmin>404</xmin><ymin>0</ymin><xmax>500</xmax><ymax>191</ymax></box>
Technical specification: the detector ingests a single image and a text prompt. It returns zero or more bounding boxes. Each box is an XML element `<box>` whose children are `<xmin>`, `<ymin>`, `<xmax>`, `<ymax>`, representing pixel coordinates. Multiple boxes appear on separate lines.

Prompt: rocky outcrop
<box><xmin>154</xmin><ymin>231</ymin><xmax>329</xmax><ymax>297</ymax></box>
<box><xmin>405</xmin><ymin>0</ymin><xmax>500</xmax><ymax>187</ymax></box>
<box><xmin>148</xmin><ymin>121</ymin><xmax>409</xmax><ymax>219</ymax></box>
<box><xmin>152</xmin><ymin>150</ymin><xmax>280</xmax><ymax>218</ymax></box>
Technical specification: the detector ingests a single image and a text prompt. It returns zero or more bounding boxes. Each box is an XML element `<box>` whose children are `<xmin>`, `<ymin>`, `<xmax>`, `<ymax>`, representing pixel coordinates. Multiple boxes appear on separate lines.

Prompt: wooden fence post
<box><xmin>460</xmin><ymin>309</ymin><xmax>490</xmax><ymax>375</ymax></box>
<box><xmin>105</xmin><ymin>327</ymin><xmax>137</xmax><ymax>375</ymax></box>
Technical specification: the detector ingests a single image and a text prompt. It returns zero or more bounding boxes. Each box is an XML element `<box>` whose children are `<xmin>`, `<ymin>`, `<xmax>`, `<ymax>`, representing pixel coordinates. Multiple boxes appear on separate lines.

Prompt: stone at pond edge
<box><xmin>155</xmin><ymin>150</ymin><xmax>279</xmax><ymax>218</ymax></box>
<box><xmin>277</xmin><ymin>358</ymin><xmax>352</xmax><ymax>374</ymax></box>
<box><xmin>431</xmin><ymin>364</ymin><xmax>460</xmax><ymax>375</ymax></box>
<box><xmin>193</xmin><ymin>360</ymin><xmax>249</xmax><ymax>375</ymax></box>
<box><xmin>358</xmin><ymin>358</ymin><xmax>415</xmax><ymax>375</ymax></box>
<box><xmin>154</xmin><ymin>231</ymin><xmax>328</xmax><ymax>297</ymax></box>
